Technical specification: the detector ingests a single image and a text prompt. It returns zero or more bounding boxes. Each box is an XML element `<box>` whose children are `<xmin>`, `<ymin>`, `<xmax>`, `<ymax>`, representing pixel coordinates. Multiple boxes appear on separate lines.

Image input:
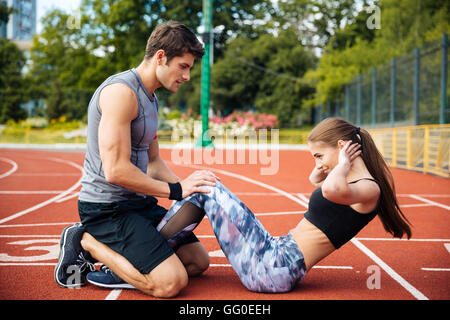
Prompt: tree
<box><xmin>273</xmin><ymin>0</ymin><xmax>373</xmax><ymax>51</ymax></box>
<box><xmin>210</xmin><ymin>28</ymin><xmax>316</xmax><ymax>126</ymax></box>
<box><xmin>304</xmin><ymin>0</ymin><xmax>450</xmax><ymax>107</ymax></box>
<box><xmin>0</xmin><ymin>39</ymin><xmax>27</xmax><ymax>123</ymax></box>
<box><xmin>28</xmin><ymin>0</ymin><xmax>276</xmax><ymax>119</ymax></box>
<box><xmin>81</xmin><ymin>0</ymin><xmax>276</xmax><ymax>109</ymax></box>
<box><xmin>28</xmin><ymin>8</ymin><xmax>107</xmax><ymax>120</ymax></box>
<box><xmin>0</xmin><ymin>2</ymin><xmax>15</xmax><ymax>24</ymax></box>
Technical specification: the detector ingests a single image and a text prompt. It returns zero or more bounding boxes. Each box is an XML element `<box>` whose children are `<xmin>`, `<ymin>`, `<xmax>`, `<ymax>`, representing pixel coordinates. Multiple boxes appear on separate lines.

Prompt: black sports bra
<box><xmin>304</xmin><ymin>178</ymin><xmax>380</xmax><ymax>249</ymax></box>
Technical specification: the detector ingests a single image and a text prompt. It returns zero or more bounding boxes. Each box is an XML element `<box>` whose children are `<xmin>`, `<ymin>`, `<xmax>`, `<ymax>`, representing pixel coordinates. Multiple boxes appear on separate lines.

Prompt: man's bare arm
<box><xmin>147</xmin><ymin>138</ymin><xmax>180</xmax><ymax>183</ymax></box>
<box><xmin>98</xmin><ymin>83</ymin><xmax>218</xmax><ymax>198</ymax></box>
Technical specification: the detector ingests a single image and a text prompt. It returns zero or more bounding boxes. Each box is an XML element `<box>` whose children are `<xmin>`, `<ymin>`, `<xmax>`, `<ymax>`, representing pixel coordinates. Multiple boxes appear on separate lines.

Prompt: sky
<box><xmin>36</xmin><ymin>0</ymin><xmax>81</xmax><ymax>33</ymax></box>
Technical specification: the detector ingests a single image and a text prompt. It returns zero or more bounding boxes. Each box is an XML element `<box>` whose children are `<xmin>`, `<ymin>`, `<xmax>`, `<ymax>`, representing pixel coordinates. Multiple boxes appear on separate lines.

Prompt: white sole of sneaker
<box><xmin>87</xmin><ymin>278</ymin><xmax>136</xmax><ymax>290</ymax></box>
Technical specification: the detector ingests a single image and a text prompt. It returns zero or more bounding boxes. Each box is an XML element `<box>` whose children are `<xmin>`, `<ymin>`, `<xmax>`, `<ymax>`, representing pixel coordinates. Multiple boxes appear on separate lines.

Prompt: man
<box><xmin>54</xmin><ymin>21</ymin><xmax>218</xmax><ymax>298</ymax></box>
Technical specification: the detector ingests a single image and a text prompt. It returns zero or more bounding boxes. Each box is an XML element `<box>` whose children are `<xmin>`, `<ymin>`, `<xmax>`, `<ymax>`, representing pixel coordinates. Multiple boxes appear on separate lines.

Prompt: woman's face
<box><xmin>307</xmin><ymin>141</ymin><xmax>340</xmax><ymax>174</ymax></box>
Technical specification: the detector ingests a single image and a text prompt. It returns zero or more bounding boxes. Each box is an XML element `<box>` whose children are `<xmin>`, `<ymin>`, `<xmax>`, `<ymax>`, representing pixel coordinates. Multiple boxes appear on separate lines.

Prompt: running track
<box><xmin>0</xmin><ymin>147</ymin><xmax>449</xmax><ymax>300</ymax></box>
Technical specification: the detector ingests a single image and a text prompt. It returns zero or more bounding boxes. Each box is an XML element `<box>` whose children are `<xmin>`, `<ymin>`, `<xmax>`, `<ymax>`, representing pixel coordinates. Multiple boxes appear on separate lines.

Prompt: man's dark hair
<box><xmin>144</xmin><ymin>21</ymin><xmax>205</xmax><ymax>63</ymax></box>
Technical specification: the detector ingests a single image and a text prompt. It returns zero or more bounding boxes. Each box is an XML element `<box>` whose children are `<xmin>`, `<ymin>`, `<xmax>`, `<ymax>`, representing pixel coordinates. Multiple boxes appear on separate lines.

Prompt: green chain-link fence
<box><xmin>315</xmin><ymin>34</ymin><xmax>449</xmax><ymax>127</ymax></box>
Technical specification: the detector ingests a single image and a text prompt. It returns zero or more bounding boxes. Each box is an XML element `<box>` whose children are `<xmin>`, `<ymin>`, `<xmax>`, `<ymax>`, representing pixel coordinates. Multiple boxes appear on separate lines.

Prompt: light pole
<box><xmin>196</xmin><ymin>0</ymin><xmax>214</xmax><ymax>147</ymax></box>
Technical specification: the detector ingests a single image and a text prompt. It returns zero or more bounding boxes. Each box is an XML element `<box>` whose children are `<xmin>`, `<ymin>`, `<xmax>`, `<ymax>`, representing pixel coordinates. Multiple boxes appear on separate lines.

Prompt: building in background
<box><xmin>0</xmin><ymin>0</ymin><xmax>37</xmax><ymax>49</ymax></box>
<box><xmin>1</xmin><ymin>0</ymin><xmax>38</xmax><ymax>117</ymax></box>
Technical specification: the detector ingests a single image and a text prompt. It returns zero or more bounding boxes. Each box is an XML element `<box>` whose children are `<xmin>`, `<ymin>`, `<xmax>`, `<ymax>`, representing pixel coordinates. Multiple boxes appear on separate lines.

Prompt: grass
<box><xmin>0</xmin><ymin>127</ymin><xmax>87</xmax><ymax>144</ymax></box>
<box><xmin>0</xmin><ymin>118</ymin><xmax>87</xmax><ymax>144</ymax></box>
<box><xmin>0</xmin><ymin>120</ymin><xmax>312</xmax><ymax>145</ymax></box>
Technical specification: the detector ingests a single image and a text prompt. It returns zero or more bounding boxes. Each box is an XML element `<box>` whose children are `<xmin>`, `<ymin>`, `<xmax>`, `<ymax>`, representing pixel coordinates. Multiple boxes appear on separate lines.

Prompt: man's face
<box><xmin>155</xmin><ymin>52</ymin><xmax>195</xmax><ymax>93</ymax></box>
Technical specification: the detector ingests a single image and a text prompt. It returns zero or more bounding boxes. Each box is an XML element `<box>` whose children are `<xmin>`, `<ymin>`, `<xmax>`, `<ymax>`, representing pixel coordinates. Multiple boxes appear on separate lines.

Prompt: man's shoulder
<box><xmin>101</xmin><ymin>82</ymin><xmax>136</xmax><ymax>97</ymax></box>
<box><xmin>98</xmin><ymin>82</ymin><xmax>138</xmax><ymax>119</ymax></box>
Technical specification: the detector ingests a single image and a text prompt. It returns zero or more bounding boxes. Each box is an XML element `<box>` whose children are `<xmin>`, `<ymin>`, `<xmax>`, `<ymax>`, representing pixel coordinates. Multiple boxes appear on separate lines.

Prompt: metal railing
<box><xmin>367</xmin><ymin>124</ymin><xmax>450</xmax><ymax>178</ymax></box>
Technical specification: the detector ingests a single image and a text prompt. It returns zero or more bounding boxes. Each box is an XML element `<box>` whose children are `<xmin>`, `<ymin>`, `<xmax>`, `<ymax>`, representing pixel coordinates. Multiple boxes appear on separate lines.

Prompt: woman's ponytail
<box><xmin>358</xmin><ymin>129</ymin><xmax>412</xmax><ymax>238</ymax></box>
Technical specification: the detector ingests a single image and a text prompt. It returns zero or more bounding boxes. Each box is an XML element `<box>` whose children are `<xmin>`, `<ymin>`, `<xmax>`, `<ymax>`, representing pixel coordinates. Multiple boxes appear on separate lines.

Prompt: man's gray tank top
<box><xmin>79</xmin><ymin>68</ymin><xmax>159</xmax><ymax>203</ymax></box>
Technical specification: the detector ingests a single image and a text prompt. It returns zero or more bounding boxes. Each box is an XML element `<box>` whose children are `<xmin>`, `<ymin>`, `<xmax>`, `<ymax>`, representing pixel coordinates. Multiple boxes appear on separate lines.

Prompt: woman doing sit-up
<box><xmin>156</xmin><ymin>117</ymin><xmax>412</xmax><ymax>293</ymax></box>
<box><xmin>83</xmin><ymin>117</ymin><xmax>412</xmax><ymax>294</ymax></box>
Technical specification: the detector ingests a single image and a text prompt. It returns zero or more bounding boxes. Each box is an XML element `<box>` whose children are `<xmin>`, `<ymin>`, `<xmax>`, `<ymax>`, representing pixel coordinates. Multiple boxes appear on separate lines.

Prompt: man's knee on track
<box><xmin>150</xmin><ymin>269</ymin><xmax>188</xmax><ymax>298</ymax></box>
<box><xmin>80</xmin><ymin>232</ymin><xmax>95</xmax><ymax>252</ymax></box>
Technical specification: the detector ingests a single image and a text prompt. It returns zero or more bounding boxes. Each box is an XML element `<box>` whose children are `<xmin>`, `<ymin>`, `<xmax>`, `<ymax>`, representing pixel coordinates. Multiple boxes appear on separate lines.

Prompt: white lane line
<box><xmin>0</xmin><ymin>262</ymin><xmax>56</xmax><ymax>266</ymax></box>
<box><xmin>198</xmin><ymin>263</ymin><xmax>355</xmax><ymax>270</ymax></box>
<box><xmin>105</xmin><ymin>290</ymin><xmax>122</xmax><ymax>300</ymax></box>
<box><xmin>0</xmin><ymin>262</ymin><xmax>354</xmax><ymax>271</ymax></box>
<box><xmin>445</xmin><ymin>243</ymin><xmax>450</xmax><ymax>253</ymax></box>
<box><xmin>13</xmin><ymin>173</ymin><xmax>80</xmax><ymax>176</ymax></box>
<box><xmin>0</xmin><ymin>157</ymin><xmax>83</xmax><ymax>225</ymax></box>
<box><xmin>0</xmin><ymin>157</ymin><xmax>18</xmax><ymax>179</ymax></box>
<box><xmin>234</xmin><ymin>192</ymin><xmax>289</xmax><ymax>196</ymax></box>
<box><xmin>293</xmin><ymin>190</ymin><xmax>441</xmax><ymax>209</ymax></box>
<box><xmin>400</xmin><ymin>203</ymin><xmax>433</xmax><ymax>208</ymax></box>
<box><xmin>312</xmin><ymin>266</ymin><xmax>353</xmax><ymax>270</ymax></box>
<box><xmin>55</xmin><ymin>192</ymin><xmax>80</xmax><ymax>203</ymax></box>
<box><xmin>0</xmin><ymin>191</ymin><xmax>78</xmax><ymax>194</ymax></box>
<box><xmin>355</xmin><ymin>237</ymin><xmax>450</xmax><ymax>242</ymax></box>
<box><xmin>0</xmin><ymin>222</ymin><xmax>75</xmax><ymax>228</ymax></box>
<box><xmin>421</xmin><ymin>268</ymin><xmax>450</xmax><ymax>272</ymax></box>
<box><xmin>407</xmin><ymin>194</ymin><xmax>450</xmax><ymax>211</ymax></box>
<box><xmin>210</xmin><ymin>264</ymin><xmax>232</xmax><ymax>267</ymax></box>
<box><xmin>169</xmin><ymin>162</ymin><xmax>309</xmax><ymax>209</ymax></box>
<box><xmin>398</xmin><ymin>194</ymin><xmax>450</xmax><ymax>198</ymax></box>
<box><xmin>0</xmin><ymin>235</ymin><xmax>60</xmax><ymax>238</ymax></box>
<box><xmin>0</xmin><ymin>190</ymin><xmax>433</xmax><ymax>209</ymax></box>
<box><xmin>1</xmin><ymin>231</ymin><xmax>448</xmax><ymax>243</ymax></box>
<box><xmin>255</xmin><ymin>210</ymin><xmax>306</xmax><ymax>216</ymax></box>
<box><xmin>351</xmin><ymin>238</ymin><xmax>428</xmax><ymax>300</ymax></box>
<box><xmin>296</xmin><ymin>193</ymin><xmax>310</xmax><ymax>204</ymax></box>
<box><xmin>1</xmin><ymin>234</ymin><xmax>448</xmax><ymax>242</ymax></box>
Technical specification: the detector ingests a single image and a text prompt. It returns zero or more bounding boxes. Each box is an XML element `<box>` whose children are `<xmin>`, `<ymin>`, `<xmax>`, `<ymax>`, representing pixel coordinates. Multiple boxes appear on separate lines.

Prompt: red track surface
<box><xmin>0</xmin><ymin>148</ymin><xmax>449</xmax><ymax>300</ymax></box>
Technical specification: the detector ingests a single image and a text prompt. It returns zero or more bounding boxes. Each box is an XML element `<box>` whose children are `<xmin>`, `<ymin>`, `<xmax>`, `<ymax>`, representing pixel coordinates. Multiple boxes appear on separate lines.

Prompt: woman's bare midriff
<box><xmin>289</xmin><ymin>218</ymin><xmax>336</xmax><ymax>271</ymax></box>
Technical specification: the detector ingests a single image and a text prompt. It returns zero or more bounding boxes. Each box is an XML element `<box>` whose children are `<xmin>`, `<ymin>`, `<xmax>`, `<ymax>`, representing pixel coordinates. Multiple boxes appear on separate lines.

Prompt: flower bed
<box><xmin>163</xmin><ymin>110</ymin><xmax>279</xmax><ymax>141</ymax></box>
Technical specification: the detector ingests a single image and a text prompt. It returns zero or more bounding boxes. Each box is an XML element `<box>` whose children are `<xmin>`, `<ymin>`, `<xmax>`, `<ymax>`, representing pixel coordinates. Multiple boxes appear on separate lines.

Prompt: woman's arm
<box><xmin>321</xmin><ymin>141</ymin><xmax>370</xmax><ymax>205</ymax></box>
<box><xmin>309</xmin><ymin>164</ymin><xmax>327</xmax><ymax>187</ymax></box>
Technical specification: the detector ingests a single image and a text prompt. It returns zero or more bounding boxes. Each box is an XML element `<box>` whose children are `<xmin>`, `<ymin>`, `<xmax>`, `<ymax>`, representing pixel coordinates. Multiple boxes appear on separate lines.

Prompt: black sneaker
<box><xmin>87</xmin><ymin>265</ymin><xmax>136</xmax><ymax>289</ymax></box>
<box><xmin>54</xmin><ymin>223</ymin><xmax>96</xmax><ymax>288</ymax></box>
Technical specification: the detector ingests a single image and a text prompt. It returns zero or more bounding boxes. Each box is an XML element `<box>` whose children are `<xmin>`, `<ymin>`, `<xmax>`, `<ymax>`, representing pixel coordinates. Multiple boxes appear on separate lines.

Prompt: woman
<box><xmin>157</xmin><ymin>117</ymin><xmax>412</xmax><ymax>293</ymax></box>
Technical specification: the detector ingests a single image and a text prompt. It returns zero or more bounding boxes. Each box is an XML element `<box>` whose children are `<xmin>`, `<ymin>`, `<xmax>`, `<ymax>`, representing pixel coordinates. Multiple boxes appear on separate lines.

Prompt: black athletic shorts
<box><xmin>78</xmin><ymin>196</ymin><xmax>199</xmax><ymax>275</ymax></box>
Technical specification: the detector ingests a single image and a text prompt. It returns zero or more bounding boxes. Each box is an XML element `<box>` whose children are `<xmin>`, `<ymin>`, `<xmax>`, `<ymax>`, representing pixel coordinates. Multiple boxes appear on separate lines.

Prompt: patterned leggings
<box><xmin>158</xmin><ymin>181</ymin><xmax>306</xmax><ymax>293</ymax></box>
